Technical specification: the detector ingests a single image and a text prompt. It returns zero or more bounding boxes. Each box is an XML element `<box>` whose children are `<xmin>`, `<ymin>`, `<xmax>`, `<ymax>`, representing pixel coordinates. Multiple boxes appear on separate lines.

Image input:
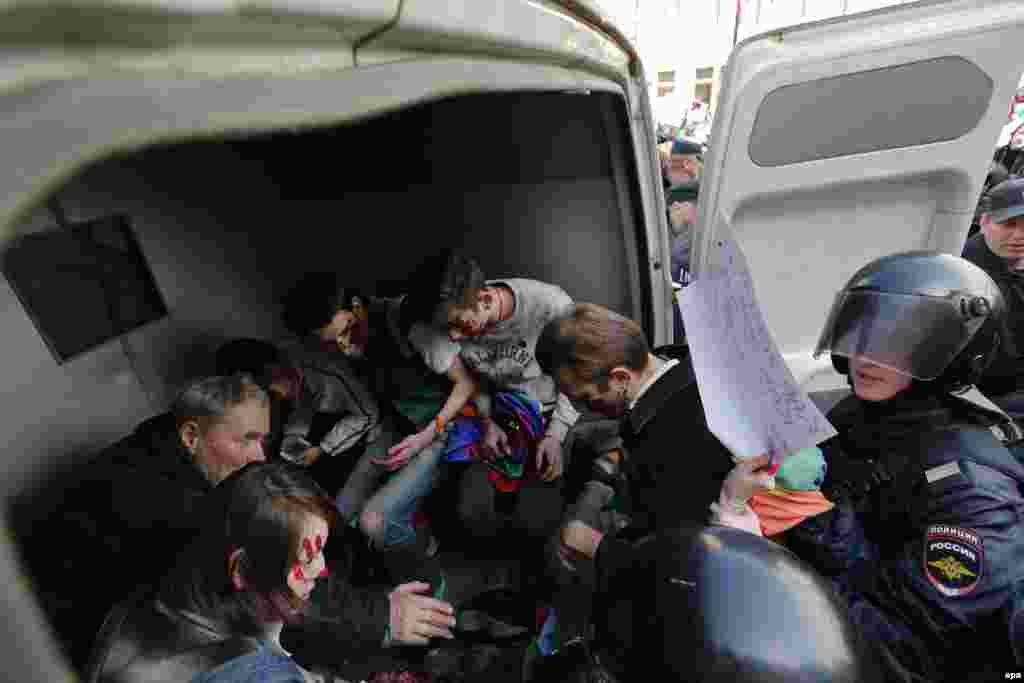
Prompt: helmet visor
<box><xmin>813</xmin><ymin>290</ymin><xmax>987</xmax><ymax>381</ymax></box>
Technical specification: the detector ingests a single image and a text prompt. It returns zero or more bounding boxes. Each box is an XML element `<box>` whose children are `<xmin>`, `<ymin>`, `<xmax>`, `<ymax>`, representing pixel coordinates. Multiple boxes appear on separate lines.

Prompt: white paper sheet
<box><xmin>678</xmin><ymin>226</ymin><xmax>836</xmax><ymax>463</ymax></box>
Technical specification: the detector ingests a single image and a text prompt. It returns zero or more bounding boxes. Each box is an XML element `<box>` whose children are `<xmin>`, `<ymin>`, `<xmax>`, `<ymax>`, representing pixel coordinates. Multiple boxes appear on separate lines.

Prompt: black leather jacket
<box><xmin>88</xmin><ymin>595</ymin><xmax>305</xmax><ymax>683</ymax></box>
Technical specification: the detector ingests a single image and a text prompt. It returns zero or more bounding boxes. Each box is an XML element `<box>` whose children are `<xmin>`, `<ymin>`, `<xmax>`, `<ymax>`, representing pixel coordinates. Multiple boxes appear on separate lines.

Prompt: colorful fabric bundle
<box><xmin>750</xmin><ymin>447</ymin><xmax>834</xmax><ymax>537</ymax></box>
<box><xmin>750</xmin><ymin>489</ymin><xmax>834</xmax><ymax>537</ymax></box>
<box><xmin>443</xmin><ymin>391</ymin><xmax>545</xmax><ymax>492</ymax></box>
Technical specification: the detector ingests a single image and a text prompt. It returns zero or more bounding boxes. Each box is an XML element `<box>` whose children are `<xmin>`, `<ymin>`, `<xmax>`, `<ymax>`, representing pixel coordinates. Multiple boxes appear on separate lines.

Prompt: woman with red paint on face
<box><xmin>88</xmin><ymin>463</ymin><xmax>454</xmax><ymax>683</ymax></box>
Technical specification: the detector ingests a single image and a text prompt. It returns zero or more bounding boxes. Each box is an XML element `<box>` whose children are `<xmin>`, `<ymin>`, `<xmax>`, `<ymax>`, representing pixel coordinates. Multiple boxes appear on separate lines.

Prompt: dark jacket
<box><xmin>596</xmin><ymin>345</ymin><xmax>734</xmax><ymax>573</ymax></box>
<box><xmin>788</xmin><ymin>393</ymin><xmax>1024</xmax><ymax>682</ymax></box>
<box><xmin>364</xmin><ymin>295</ymin><xmax>452</xmax><ymax>431</ymax></box>
<box><xmin>22</xmin><ymin>413</ymin><xmax>215</xmax><ymax>668</ymax></box>
<box><xmin>25</xmin><ymin>413</ymin><xmax>390</xmax><ymax>675</ymax></box>
<box><xmin>667</xmin><ymin>180</ymin><xmax>699</xmax><ymax>285</ymax></box>
<box><xmin>91</xmin><ymin>596</ymin><xmax>305</xmax><ymax>683</ymax></box>
<box><xmin>962</xmin><ymin>233</ymin><xmax>1024</xmax><ymax>395</ymax></box>
<box><xmin>280</xmin><ymin>342</ymin><xmax>382</xmax><ymax>461</ymax></box>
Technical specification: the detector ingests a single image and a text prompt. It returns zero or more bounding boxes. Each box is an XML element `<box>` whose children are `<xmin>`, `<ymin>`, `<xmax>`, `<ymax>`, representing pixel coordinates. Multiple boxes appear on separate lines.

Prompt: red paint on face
<box><xmin>292</xmin><ymin>565</ymin><xmax>305</xmax><ymax>582</ymax></box>
<box><xmin>319</xmin><ymin>566</ymin><xmax>329</xmax><ymax>578</ymax></box>
<box><xmin>315</xmin><ymin>534</ymin><xmax>322</xmax><ymax>553</ymax></box>
<box><xmin>303</xmin><ymin>538</ymin><xmax>315</xmax><ymax>561</ymax></box>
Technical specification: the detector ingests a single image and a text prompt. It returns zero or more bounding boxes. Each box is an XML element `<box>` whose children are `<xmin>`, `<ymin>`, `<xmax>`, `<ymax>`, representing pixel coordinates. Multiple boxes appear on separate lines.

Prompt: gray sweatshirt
<box><xmin>407</xmin><ymin>278</ymin><xmax>580</xmax><ymax>442</ymax></box>
<box><xmin>279</xmin><ymin>342</ymin><xmax>382</xmax><ymax>461</ymax></box>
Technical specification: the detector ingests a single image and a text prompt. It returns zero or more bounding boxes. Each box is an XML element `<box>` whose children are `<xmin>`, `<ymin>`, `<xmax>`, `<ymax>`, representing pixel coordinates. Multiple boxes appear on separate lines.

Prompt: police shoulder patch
<box><xmin>923</xmin><ymin>524</ymin><xmax>983</xmax><ymax>597</ymax></box>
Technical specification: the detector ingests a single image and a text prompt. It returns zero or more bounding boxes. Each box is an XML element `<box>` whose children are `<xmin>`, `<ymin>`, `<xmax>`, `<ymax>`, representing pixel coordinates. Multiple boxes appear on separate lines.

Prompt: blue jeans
<box><xmin>336</xmin><ymin>419</ymin><xmax>446</xmax><ymax>550</ymax></box>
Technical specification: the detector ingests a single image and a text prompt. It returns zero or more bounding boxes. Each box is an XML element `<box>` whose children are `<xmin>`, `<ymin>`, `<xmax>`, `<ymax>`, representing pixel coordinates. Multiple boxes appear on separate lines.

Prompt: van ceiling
<box><xmin>3</xmin><ymin>90</ymin><xmax>642</xmax><ymax>501</ymax></box>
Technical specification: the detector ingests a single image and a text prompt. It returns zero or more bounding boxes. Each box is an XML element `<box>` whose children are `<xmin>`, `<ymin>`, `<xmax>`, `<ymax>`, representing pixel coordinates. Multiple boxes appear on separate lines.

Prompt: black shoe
<box><xmin>455</xmin><ymin>609</ymin><xmax>530</xmax><ymax>640</ymax></box>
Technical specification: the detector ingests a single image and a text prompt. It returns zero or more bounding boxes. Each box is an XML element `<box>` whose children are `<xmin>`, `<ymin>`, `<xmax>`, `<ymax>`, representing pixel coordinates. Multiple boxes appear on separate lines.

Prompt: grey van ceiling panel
<box><xmin>749</xmin><ymin>57</ymin><xmax>992</xmax><ymax>167</ymax></box>
<box><xmin>0</xmin><ymin>58</ymin><xmax>621</xmax><ymax>235</ymax></box>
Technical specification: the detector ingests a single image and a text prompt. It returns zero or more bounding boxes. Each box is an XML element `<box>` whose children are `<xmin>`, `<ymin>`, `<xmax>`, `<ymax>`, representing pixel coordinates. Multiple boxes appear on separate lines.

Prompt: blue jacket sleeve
<box><xmin>785</xmin><ymin>502</ymin><xmax>877</xmax><ymax>577</ymax></box>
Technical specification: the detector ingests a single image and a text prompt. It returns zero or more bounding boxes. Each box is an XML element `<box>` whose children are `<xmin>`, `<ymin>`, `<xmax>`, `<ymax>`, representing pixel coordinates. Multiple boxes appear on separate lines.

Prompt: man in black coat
<box><xmin>533</xmin><ymin>303</ymin><xmax>774</xmax><ymax>641</ymax></box>
<box><xmin>14</xmin><ymin>373</ymin><xmax>454</xmax><ymax>678</ymax></box>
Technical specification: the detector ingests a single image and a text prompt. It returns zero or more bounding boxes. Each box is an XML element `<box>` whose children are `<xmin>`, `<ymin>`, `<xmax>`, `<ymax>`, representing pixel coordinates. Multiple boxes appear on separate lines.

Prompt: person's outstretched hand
<box><xmin>387</xmin><ymin>582</ymin><xmax>456</xmax><ymax>646</ymax></box>
<box><xmin>373</xmin><ymin>429</ymin><xmax>435</xmax><ymax>471</ymax></box>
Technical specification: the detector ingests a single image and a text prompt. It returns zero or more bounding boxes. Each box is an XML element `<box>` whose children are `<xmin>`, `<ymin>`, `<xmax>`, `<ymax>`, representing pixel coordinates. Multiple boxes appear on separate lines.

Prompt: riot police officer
<box><xmin>527</xmin><ymin>523</ymin><xmax>883</xmax><ymax>682</ymax></box>
<box><xmin>787</xmin><ymin>251</ymin><xmax>1024</xmax><ymax>682</ymax></box>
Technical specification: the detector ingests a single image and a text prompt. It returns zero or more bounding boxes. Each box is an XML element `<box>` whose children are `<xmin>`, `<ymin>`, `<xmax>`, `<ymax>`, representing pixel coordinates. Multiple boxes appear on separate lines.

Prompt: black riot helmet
<box><xmin>535</xmin><ymin>525</ymin><xmax>883</xmax><ymax>683</ymax></box>
<box><xmin>814</xmin><ymin>251</ymin><xmax>1004</xmax><ymax>392</ymax></box>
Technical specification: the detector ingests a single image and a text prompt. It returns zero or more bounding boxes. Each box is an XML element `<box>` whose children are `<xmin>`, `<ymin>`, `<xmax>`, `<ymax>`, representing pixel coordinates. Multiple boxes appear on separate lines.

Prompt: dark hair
<box><xmin>402</xmin><ymin>249</ymin><xmax>486</xmax><ymax>329</ymax></box>
<box><xmin>171</xmin><ymin>374</ymin><xmax>268</xmax><ymax>432</ymax></box>
<box><xmin>158</xmin><ymin>462</ymin><xmax>339</xmax><ymax>634</ymax></box>
<box><xmin>281</xmin><ymin>272</ymin><xmax>367</xmax><ymax>338</ymax></box>
<box><xmin>214</xmin><ymin>339</ymin><xmax>281</xmax><ymax>392</ymax></box>
<box><xmin>536</xmin><ymin>303</ymin><xmax>650</xmax><ymax>392</ymax></box>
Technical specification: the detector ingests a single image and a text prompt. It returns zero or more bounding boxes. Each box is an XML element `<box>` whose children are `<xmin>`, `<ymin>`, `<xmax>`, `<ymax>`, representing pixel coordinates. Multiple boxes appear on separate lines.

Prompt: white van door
<box><xmin>693</xmin><ymin>0</ymin><xmax>1024</xmax><ymax>395</ymax></box>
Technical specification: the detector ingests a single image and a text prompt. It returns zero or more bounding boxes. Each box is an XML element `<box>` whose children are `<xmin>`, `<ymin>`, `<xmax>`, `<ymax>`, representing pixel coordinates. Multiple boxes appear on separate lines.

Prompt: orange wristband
<box><xmin>435</xmin><ymin>416</ymin><xmax>445</xmax><ymax>434</ymax></box>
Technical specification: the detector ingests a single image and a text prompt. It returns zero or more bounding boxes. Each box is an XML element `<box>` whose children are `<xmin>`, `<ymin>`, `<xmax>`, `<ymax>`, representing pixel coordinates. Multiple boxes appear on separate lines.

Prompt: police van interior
<box><xmin>3</xmin><ymin>0</ymin><xmax>1024</xmax><ymax>679</ymax></box>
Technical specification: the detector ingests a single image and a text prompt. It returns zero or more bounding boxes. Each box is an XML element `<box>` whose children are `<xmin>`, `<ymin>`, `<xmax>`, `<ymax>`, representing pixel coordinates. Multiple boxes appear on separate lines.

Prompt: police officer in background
<box><xmin>963</xmin><ymin>176</ymin><xmax>1024</xmax><ymax>415</ymax></box>
<box><xmin>784</xmin><ymin>252</ymin><xmax>1024</xmax><ymax>682</ymax></box>
<box><xmin>526</xmin><ymin>524</ymin><xmax>883</xmax><ymax>682</ymax></box>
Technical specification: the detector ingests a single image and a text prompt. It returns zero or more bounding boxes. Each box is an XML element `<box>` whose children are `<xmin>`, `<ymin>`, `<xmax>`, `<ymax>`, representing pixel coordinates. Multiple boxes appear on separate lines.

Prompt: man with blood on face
<box><xmin>397</xmin><ymin>249</ymin><xmax>584</xmax><ymax>563</ymax></box>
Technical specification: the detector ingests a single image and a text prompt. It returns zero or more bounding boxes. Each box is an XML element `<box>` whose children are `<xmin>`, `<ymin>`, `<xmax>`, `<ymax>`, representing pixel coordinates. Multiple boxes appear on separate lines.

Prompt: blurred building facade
<box><xmin>596</xmin><ymin>0</ymin><xmax>915</xmax><ymax>126</ymax></box>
